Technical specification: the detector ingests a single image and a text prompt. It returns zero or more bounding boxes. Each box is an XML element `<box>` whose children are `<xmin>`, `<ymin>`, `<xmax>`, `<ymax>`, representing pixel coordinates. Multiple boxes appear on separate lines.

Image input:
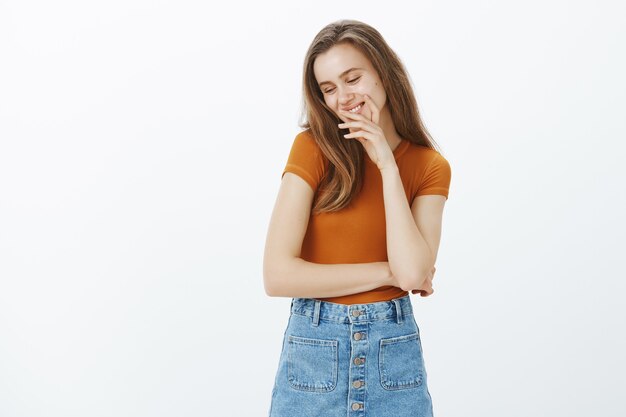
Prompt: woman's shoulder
<box><xmin>403</xmin><ymin>141</ymin><xmax>447</xmax><ymax>163</ymax></box>
<box><xmin>402</xmin><ymin>141</ymin><xmax>452</xmax><ymax>199</ymax></box>
<box><xmin>290</xmin><ymin>129</ymin><xmax>328</xmax><ymax>166</ymax></box>
<box><xmin>291</xmin><ymin>129</ymin><xmax>322</xmax><ymax>152</ymax></box>
<box><xmin>295</xmin><ymin>128</ymin><xmax>316</xmax><ymax>142</ymax></box>
<box><xmin>402</xmin><ymin>141</ymin><xmax>451</xmax><ymax>181</ymax></box>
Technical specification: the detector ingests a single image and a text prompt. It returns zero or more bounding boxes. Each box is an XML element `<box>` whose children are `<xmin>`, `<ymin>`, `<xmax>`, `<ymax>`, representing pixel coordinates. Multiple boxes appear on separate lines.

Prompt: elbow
<box><xmin>263</xmin><ymin>260</ymin><xmax>277</xmax><ymax>296</ymax></box>
<box><xmin>398</xmin><ymin>277</ymin><xmax>422</xmax><ymax>292</ymax></box>
<box><xmin>263</xmin><ymin>250</ymin><xmax>288</xmax><ymax>297</ymax></box>
<box><xmin>263</xmin><ymin>259</ymin><xmax>292</xmax><ymax>297</ymax></box>
<box><xmin>264</xmin><ymin>277</ymin><xmax>275</xmax><ymax>297</ymax></box>
<box><xmin>264</xmin><ymin>276</ymin><xmax>280</xmax><ymax>297</ymax></box>
<box><xmin>263</xmin><ymin>268</ymin><xmax>281</xmax><ymax>297</ymax></box>
<box><xmin>263</xmin><ymin>255</ymin><xmax>301</xmax><ymax>297</ymax></box>
<box><xmin>394</xmin><ymin>249</ymin><xmax>436</xmax><ymax>292</ymax></box>
<box><xmin>398</xmin><ymin>263</ymin><xmax>434</xmax><ymax>292</ymax></box>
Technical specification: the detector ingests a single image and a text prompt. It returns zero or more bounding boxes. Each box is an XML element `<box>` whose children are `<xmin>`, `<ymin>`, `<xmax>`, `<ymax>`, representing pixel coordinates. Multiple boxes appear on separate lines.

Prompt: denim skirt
<box><xmin>268</xmin><ymin>294</ymin><xmax>434</xmax><ymax>417</ymax></box>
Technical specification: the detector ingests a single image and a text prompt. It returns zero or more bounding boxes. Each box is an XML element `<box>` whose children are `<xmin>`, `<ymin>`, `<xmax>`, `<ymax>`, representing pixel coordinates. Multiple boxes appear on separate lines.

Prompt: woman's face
<box><xmin>313</xmin><ymin>43</ymin><xmax>386</xmax><ymax>121</ymax></box>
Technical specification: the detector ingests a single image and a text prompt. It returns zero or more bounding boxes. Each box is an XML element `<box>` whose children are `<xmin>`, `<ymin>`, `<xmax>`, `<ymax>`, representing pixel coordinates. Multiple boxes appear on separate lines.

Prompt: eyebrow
<box><xmin>318</xmin><ymin>67</ymin><xmax>364</xmax><ymax>87</ymax></box>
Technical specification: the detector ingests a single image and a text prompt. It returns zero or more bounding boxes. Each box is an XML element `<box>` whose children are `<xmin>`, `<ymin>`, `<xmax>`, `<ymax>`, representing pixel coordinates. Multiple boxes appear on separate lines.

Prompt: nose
<box><xmin>338</xmin><ymin>87</ymin><xmax>355</xmax><ymax>108</ymax></box>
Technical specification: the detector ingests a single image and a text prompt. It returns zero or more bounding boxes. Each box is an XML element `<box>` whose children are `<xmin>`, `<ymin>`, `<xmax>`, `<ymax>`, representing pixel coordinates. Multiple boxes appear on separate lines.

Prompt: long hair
<box><xmin>300</xmin><ymin>19</ymin><xmax>442</xmax><ymax>214</ymax></box>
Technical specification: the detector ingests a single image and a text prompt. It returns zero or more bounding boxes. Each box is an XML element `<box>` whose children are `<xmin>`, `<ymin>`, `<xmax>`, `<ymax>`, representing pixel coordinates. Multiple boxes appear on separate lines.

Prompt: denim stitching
<box><xmin>379</xmin><ymin>332</ymin><xmax>423</xmax><ymax>390</ymax></box>
<box><xmin>287</xmin><ymin>335</ymin><xmax>338</xmax><ymax>392</ymax></box>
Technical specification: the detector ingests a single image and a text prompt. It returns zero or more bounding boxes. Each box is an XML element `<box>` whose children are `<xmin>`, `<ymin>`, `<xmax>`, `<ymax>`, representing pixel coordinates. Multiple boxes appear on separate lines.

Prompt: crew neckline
<box><xmin>392</xmin><ymin>139</ymin><xmax>409</xmax><ymax>158</ymax></box>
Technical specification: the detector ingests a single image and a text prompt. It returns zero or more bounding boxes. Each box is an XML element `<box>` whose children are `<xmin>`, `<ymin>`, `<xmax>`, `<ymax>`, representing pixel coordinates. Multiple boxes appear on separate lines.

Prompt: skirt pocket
<box><xmin>287</xmin><ymin>335</ymin><xmax>338</xmax><ymax>392</ymax></box>
<box><xmin>379</xmin><ymin>332</ymin><xmax>424</xmax><ymax>390</ymax></box>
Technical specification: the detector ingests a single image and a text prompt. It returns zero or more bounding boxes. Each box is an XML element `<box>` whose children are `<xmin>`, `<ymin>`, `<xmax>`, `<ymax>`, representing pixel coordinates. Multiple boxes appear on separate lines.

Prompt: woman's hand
<box><xmin>411</xmin><ymin>266</ymin><xmax>436</xmax><ymax>297</ymax></box>
<box><xmin>337</xmin><ymin>94</ymin><xmax>396</xmax><ymax>171</ymax></box>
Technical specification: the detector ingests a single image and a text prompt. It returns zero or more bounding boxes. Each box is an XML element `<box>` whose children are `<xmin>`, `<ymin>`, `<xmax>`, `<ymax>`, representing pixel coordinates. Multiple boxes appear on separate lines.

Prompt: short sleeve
<box><xmin>415</xmin><ymin>152</ymin><xmax>451</xmax><ymax>200</ymax></box>
<box><xmin>281</xmin><ymin>131</ymin><xmax>327</xmax><ymax>192</ymax></box>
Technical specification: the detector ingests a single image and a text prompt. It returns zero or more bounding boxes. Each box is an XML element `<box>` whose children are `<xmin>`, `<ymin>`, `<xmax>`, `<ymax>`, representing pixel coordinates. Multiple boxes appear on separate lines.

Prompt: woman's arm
<box><xmin>380</xmin><ymin>165</ymin><xmax>435</xmax><ymax>291</ymax></box>
<box><xmin>336</xmin><ymin>97</ymin><xmax>445</xmax><ymax>293</ymax></box>
<box><xmin>264</xmin><ymin>258</ymin><xmax>395</xmax><ymax>298</ymax></box>
<box><xmin>263</xmin><ymin>172</ymin><xmax>398</xmax><ymax>298</ymax></box>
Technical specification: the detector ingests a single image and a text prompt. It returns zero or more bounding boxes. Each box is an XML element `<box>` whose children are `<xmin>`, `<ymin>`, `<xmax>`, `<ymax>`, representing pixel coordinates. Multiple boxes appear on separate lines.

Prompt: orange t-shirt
<box><xmin>281</xmin><ymin>129</ymin><xmax>451</xmax><ymax>305</ymax></box>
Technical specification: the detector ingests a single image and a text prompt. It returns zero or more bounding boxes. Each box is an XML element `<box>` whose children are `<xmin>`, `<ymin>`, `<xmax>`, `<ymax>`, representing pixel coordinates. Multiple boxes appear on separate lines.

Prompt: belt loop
<box><xmin>312</xmin><ymin>299</ymin><xmax>321</xmax><ymax>327</ymax></box>
<box><xmin>392</xmin><ymin>298</ymin><xmax>402</xmax><ymax>324</ymax></box>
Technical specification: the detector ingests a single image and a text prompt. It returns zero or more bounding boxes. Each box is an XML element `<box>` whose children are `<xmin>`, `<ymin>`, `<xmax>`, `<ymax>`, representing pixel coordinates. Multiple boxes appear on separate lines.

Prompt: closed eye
<box><xmin>322</xmin><ymin>76</ymin><xmax>361</xmax><ymax>94</ymax></box>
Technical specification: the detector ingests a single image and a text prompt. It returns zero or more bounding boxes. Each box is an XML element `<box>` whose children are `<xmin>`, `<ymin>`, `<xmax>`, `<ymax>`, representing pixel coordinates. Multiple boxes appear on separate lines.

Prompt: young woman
<box><xmin>263</xmin><ymin>19</ymin><xmax>451</xmax><ymax>417</ymax></box>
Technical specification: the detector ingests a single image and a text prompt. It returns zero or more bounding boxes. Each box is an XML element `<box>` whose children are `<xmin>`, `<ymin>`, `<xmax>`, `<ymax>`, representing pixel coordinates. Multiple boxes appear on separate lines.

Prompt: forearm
<box><xmin>265</xmin><ymin>258</ymin><xmax>396</xmax><ymax>298</ymax></box>
<box><xmin>380</xmin><ymin>165</ymin><xmax>434</xmax><ymax>290</ymax></box>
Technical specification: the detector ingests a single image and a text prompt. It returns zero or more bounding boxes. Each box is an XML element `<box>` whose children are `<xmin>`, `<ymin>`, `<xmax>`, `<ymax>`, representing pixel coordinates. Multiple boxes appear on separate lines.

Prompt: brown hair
<box><xmin>299</xmin><ymin>19</ymin><xmax>442</xmax><ymax>214</ymax></box>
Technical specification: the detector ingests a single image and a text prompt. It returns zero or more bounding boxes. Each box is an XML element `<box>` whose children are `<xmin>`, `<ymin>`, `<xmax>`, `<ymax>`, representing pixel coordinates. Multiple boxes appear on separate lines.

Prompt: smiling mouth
<box><xmin>347</xmin><ymin>102</ymin><xmax>365</xmax><ymax>113</ymax></box>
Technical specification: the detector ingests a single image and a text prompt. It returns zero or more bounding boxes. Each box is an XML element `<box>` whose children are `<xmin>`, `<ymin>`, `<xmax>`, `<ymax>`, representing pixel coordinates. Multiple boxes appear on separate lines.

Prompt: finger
<box><xmin>339</xmin><ymin>109</ymin><xmax>373</xmax><ymax>124</ymax></box>
<box><xmin>342</xmin><ymin>133</ymin><xmax>366</xmax><ymax>147</ymax></box>
<box><xmin>339</xmin><ymin>111</ymin><xmax>382</xmax><ymax>136</ymax></box>
<box><xmin>363</xmin><ymin>94</ymin><xmax>379</xmax><ymax>124</ymax></box>
<box><xmin>338</xmin><ymin>122</ymin><xmax>377</xmax><ymax>138</ymax></box>
<box><xmin>338</xmin><ymin>121</ymin><xmax>367</xmax><ymax>130</ymax></box>
<box><xmin>343</xmin><ymin>130</ymin><xmax>376</xmax><ymax>141</ymax></box>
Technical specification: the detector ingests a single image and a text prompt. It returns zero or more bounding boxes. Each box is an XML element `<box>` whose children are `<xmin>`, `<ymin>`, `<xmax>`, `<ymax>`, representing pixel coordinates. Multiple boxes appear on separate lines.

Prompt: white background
<box><xmin>1</xmin><ymin>1</ymin><xmax>625</xmax><ymax>416</ymax></box>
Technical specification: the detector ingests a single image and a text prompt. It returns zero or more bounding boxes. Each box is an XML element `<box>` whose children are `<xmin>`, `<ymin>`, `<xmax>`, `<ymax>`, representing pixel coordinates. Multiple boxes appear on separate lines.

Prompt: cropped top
<box><xmin>281</xmin><ymin>129</ymin><xmax>451</xmax><ymax>305</ymax></box>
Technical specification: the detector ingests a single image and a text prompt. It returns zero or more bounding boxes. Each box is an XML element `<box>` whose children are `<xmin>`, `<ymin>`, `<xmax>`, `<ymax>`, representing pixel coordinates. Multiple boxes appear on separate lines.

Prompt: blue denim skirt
<box><xmin>268</xmin><ymin>294</ymin><xmax>434</xmax><ymax>416</ymax></box>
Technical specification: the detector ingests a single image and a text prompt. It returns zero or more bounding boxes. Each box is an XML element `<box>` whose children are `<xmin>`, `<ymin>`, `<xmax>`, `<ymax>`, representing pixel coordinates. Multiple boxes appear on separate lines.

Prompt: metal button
<box><xmin>353</xmin><ymin>380</ymin><xmax>363</xmax><ymax>388</ymax></box>
<box><xmin>353</xmin><ymin>357</ymin><xmax>362</xmax><ymax>365</ymax></box>
<box><xmin>351</xmin><ymin>310</ymin><xmax>361</xmax><ymax>317</ymax></box>
<box><xmin>353</xmin><ymin>332</ymin><xmax>362</xmax><ymax>340</ymax></box>
<box><xmin>351</xmin><ymin>403</ymin><xmax>362</xmax><ymax>411</ymax></box>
